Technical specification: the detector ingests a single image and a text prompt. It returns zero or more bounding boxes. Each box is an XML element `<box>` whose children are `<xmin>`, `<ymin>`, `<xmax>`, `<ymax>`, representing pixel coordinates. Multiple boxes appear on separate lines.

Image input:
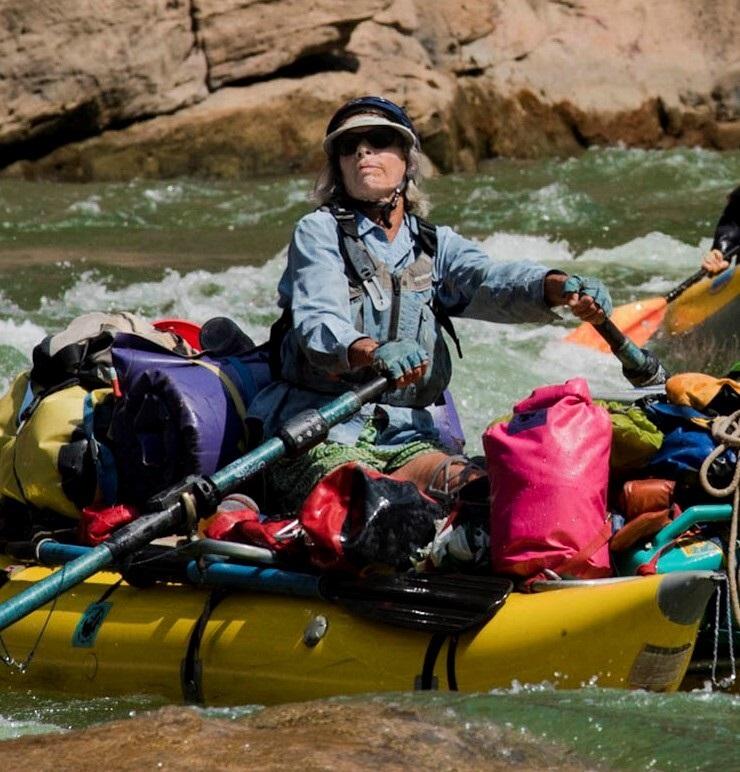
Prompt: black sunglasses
<box><xmin>335</xmin><ymin>127</ymin><xmax>401</xmax><ymax>156</ymax></box>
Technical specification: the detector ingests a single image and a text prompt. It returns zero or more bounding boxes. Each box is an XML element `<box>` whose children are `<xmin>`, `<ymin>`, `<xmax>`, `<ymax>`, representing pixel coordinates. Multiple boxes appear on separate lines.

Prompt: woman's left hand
<box><xmin>545</xmin><ymin>272</ymin><xmax>613</xmax><ymax>324</ymax></box>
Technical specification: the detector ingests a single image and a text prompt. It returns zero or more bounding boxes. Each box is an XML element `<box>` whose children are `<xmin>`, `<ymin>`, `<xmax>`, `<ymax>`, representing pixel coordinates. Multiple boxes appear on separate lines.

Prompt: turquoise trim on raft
<box><xmin>35</xmin><ymin>542</ymin><xmax>323</xmax><ymax>599</ymax></box>
<box><xmin>186</xmin><ymin>560</ymin><xmax>322</xmax><ymax>598</ymax></box>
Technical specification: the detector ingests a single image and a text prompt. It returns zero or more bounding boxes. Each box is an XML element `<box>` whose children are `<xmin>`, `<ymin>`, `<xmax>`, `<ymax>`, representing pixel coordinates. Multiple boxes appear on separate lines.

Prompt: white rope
<box><xmin>700</xmin><ymin>409</ymin><xmax>740</xmax><ymax>627</ymax></box>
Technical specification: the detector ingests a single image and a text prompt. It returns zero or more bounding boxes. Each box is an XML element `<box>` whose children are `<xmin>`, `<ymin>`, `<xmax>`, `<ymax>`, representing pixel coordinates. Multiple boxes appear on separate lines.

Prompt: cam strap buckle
<box><xmin>362</xmin><ymin>275</ymin><xmax>391</xmax><ymax>312</ymax></box>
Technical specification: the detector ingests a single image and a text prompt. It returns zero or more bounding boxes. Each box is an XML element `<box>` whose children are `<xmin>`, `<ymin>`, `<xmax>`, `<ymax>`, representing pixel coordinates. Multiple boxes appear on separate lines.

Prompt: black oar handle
<box><xmin>666</xmin><ymin>243</ymin><xmax>740</xmax><ymax>303</ymax></box>
<box><xmin>664</xmin><ymin>269</ymin><xmax>706</xmax><ymax>303</ymax></box>
<box><xmin>592</xmin><ymin>318</ymin><xmax>668</xmax><ymax>387</ymax></box>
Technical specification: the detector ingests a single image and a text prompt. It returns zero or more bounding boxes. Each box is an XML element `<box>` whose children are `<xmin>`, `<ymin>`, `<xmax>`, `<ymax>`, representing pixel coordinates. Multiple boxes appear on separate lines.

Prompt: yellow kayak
<box><xmin>0</xmin><ymin>558</ymin><xmax>716</xmax><ymax>705</ymax></box>
<box><xmin>663</xmin><ymin>264</ymin><xmax>740</xmax><ymax>340</ymax></box>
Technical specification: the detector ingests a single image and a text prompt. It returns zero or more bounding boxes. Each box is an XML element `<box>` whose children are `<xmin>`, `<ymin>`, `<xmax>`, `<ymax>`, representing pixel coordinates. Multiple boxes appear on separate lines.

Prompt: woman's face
<box><xmin>337</xmin><ymin>128</ymin><xmax>407</xmax><ymax>202</ymax></box>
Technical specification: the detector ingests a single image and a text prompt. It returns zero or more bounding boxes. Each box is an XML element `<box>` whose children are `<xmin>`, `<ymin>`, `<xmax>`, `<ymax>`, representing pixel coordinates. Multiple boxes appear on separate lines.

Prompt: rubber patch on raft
<box><xmin>72</xmin><ymin>602</ymin><xmax>112</xmax><ymax>648</ymax></box>
<box><xmin>628</xmin><ymin>642</ymin><xmax>692</xmax><ymax>691</ymax></box>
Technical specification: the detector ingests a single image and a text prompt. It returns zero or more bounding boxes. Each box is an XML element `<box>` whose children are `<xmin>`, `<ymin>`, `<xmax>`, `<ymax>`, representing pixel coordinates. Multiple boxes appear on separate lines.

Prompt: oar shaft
<box><xmin>186</xmin><ymin>561</ymin><xmax>323</xmax><ymax>598</ymax></box>
<box><xmin>0</xmin><ymin>504</ymin><xmax>183</xmax><ymax>632</ymax></box>
<box><xmin>0</xmin><ymin>376</ymin><xmax>390</xmax><ymax>633</ymax></box>
<box><xmin>592</xmin><ymin>318</ymin><xmax>667</xmax><ymax>387</ymax></box>
<box><xmin>210</xmin><ymin>376</ymin><xmax>388</xmax><ymax>495</ymax></box>
<box><xmin>665</xmin><ymin>244</ymin><xmax>739</xmax><ymax>303</ymax></box>
<box><xmin>664</xmin><ymin>269</ymin><xmax>706</xmax><ymax>303</ymax></box>
<box><xmin>0</xmin><ymin>545</ymin><xmax>113</xmax><ymax>630</ymax></box>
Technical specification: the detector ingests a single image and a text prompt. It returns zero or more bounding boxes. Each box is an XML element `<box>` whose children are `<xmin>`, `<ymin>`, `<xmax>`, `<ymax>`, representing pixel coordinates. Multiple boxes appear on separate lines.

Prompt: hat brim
<box><xmin>323</xmin><ymin>114</ymin><xmax>417</xmax><ymax>155</ymax></box>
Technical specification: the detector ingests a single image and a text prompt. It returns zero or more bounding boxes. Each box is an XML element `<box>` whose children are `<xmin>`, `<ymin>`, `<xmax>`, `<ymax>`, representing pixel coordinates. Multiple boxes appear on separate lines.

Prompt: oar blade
<box><xmin>329</xmin><ymin>573</ymin><xmax>512</xmax><ymax>634</ymax></box>
<box><xmin>565</xmin><ymin>297</ymin><xmax>668</xmax><ymax>351</ymax></box>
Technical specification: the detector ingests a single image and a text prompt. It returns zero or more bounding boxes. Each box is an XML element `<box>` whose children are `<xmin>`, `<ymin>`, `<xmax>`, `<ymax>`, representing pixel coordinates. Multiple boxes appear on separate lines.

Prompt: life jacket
<box><xmin>272</xmin><ymin>205</ymin><xmax>461</xmax><ymax>408</ymax></box>
<box><xmin>0</xmin><ymin>372</ymin><xmax>117</xmax><ymax>519</ymax></box>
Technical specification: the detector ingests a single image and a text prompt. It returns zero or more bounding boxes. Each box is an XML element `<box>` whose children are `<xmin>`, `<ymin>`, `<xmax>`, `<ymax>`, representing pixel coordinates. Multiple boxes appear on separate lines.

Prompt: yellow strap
<box><xmin>188</xmin><ymin>360</ymin><xmax>249</xmax><ymax>438</ymax></box>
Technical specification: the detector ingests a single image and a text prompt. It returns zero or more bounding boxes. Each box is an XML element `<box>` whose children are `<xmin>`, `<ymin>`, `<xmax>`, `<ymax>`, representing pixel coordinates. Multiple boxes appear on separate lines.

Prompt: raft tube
<box><xmin>0</xmin><ymin>558</ymin><xmax>717</xmax><ymax>705</ymax></box>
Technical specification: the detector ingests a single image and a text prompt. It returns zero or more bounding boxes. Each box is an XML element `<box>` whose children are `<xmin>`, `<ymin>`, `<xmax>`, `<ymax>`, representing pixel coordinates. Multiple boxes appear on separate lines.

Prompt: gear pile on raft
<box><xmin>0</xmin><ymin>298</ymin><xmax>736</xmax><ymax>701</ymax></box>
<box><xmin>0</xmin><ymin>90</ymin><xmax>737</xmax><ymax>702</ymax></box>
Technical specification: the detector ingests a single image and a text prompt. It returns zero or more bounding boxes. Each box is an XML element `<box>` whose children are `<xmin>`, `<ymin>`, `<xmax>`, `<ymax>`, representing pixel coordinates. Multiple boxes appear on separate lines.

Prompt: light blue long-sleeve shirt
<box><xmin>248</xmin><ymin>208</ymin><xmax>559</xmax><ymax>446</ymax></box>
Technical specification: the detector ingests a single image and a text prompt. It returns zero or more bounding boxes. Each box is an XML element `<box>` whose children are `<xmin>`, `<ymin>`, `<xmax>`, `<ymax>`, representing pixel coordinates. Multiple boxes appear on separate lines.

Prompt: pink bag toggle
<box><xmin>483</xmin><ymin>378</ymin><xmax>613</xmax><ymax>580</ymax></box>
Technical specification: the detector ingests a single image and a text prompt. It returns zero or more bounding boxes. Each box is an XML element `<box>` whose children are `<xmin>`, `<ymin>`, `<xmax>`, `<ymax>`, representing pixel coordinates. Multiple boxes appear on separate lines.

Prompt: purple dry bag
<box><xmin>110</xmin><ymin>333</ymin><xmax>271</xmax><ymax>505</ymax></box>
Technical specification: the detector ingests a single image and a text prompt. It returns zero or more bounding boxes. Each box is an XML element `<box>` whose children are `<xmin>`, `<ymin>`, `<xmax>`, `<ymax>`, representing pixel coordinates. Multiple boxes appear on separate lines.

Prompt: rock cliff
<box><xmin>1</xmin><ymin>0</ymin><xmax>738</xmax><ymax>180</ymax></box>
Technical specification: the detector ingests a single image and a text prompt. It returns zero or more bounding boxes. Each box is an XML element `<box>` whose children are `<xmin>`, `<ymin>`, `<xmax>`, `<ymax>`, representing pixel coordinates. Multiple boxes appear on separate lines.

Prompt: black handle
<box><xmin>591</xmin><ymin>318</ymin><xmax>668</xmax><ymax>387</ymax></box>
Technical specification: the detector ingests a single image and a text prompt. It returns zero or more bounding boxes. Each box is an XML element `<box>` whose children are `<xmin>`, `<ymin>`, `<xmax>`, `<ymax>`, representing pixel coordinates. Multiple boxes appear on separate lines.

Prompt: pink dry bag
<box><xmin>483</xmin><ymin>378</ymin><xmax>612</xmax><ymax>580</ymax></box>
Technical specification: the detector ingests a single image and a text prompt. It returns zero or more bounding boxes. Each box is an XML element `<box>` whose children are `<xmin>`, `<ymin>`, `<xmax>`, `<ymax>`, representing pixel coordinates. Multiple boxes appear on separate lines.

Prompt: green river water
<box><xmin>0</xmin><ymin>147</ymin><xmax>738</xmax><ymax>768</ymax></box>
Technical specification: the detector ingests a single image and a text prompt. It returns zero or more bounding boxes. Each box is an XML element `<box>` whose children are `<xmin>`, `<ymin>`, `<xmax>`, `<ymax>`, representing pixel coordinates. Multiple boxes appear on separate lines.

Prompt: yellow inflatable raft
<box><xmin>0</xmin><ymin>560</ymin><xmax>717</xmax><ymax>705</ymax></box>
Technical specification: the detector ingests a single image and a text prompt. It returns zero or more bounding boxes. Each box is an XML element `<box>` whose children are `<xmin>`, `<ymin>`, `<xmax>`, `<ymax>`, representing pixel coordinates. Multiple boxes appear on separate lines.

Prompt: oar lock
<box><xmin>145</xmin><ymin>475</ymin><xmax>221</xmax><ymax>531</ymax></box>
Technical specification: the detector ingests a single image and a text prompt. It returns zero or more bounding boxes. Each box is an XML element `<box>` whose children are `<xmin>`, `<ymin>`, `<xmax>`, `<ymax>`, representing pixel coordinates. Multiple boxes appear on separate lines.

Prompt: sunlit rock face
<box><xmin>2</xmin><ymin>0</ymin><xmax>738</xmax><ymax>181</ymax></box>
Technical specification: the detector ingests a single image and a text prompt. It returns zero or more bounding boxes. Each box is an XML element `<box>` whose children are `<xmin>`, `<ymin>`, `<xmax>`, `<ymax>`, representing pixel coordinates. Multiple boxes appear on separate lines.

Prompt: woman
<box><xmin>248</xmin><ymin>96</ymin><xmax>613</xmax><ymax>513</ymax></box>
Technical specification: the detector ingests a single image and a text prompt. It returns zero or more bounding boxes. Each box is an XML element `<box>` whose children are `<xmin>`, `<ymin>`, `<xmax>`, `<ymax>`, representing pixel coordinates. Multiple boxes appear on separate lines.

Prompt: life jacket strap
<box><xmin>327</xmin><ymin>204</ymin><xmax>463</xmax><ymax>357</ymax></box>
<box><xmin>331</xmin><ymin>206</ymin><xmax>390</xmax><ymax>312</ymax></box>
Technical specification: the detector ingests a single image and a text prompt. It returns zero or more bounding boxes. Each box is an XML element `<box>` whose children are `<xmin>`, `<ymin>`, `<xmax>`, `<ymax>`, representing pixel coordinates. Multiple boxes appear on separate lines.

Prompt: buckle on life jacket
<box><xmin>362</xmin><ymin>274</ymin><xmax>391</xmax><ymax>312</ymax></box>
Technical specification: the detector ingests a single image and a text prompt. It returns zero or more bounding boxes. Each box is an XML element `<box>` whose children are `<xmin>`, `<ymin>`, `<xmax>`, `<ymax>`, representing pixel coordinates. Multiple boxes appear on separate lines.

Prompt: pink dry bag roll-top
<box><xmin>483</xmin><ymin>378</ymin><xmax>613</xmax><ymax>580</ymax></box>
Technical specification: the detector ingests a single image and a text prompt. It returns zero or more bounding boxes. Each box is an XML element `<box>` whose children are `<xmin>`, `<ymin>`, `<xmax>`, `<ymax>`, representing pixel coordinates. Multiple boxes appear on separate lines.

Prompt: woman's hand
<box><xmin>545</xmin><ymin>272</ymin><xmax>613</xmax><ymax>324</ymax></box>
<box><xmin>701</xmin><ymin>248</ymin><xmax>730</xmax><ymax>276</ymax></box>
<box><xmin>371</xmin><ymin>339</ymin><xmax>429</xmax><ymax>388</ymax></box>
<box><xmin>348</xmin><ymin>337</ymin><xmax>429</xmax><ymax>388</ymax></box>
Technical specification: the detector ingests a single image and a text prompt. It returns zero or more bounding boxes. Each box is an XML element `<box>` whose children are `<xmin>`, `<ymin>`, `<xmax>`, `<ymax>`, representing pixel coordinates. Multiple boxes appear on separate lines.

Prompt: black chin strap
<box><xmin>377</xmin><ymin>187</ymin><xmax>402</xmax><ymax>228</ymax></box>
<box><xmin>340</xmin><ymin>181</ymin><xmax>406</xmax><ymax>228</ymax></box>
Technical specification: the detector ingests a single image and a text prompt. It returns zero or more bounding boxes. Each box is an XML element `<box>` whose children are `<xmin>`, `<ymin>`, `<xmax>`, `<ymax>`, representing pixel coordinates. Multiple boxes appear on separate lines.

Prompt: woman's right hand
<box><xmin>702</xmin><ymin>248</ymin><xmax>730</xmax><ymax>276</ymax></box>
<box><xmin>372</xmin><ymin>339</ymin><xmax>429</xmax><ymax>388</ymax></box>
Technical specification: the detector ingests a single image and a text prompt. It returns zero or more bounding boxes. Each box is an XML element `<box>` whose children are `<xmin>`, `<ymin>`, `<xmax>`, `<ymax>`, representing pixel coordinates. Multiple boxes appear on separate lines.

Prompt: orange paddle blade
<box><xmin>565</xmin><ymin>297</ymin><xmax>669</xmax><ymax>352</ymax></box>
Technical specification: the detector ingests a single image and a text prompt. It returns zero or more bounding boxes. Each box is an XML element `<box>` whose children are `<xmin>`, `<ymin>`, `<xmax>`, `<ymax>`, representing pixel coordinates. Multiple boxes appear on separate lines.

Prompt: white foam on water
<box><xmin>0</xmin><ymin>317</ymin><xmax>48</xmax><ymax>359</ymax></box>
<box><xmin>477</xmin><ymin>232</ymin><xmax>575</xmax><ymax>264</ymax></box>
<box><xmin>59</xmin><ymin>251</ymin><xmax>287</xmax><ymax>344</ymax></box>
<box><xmin>526</xmin><ymin>182</ymin><xmax>592</xmax><ymax>226</ymax></box>
<box><xmin>577</xmin><ymin>232</ymin><xmax>707</xmax><ymax>272</ymax></box>
<box><xmin>142</xmin><ymin>183</ymin><xmax>184</xmax><ymax>207</ymax></box>
<box><xmin>67</xmin><ymin>196</ymin><xmax>102</xmax><ymax>216</ymax></box>
<box><xmin>0</xmin><ymin>229</ymin><xmax>688</xmax><ymax>452</ymax></box>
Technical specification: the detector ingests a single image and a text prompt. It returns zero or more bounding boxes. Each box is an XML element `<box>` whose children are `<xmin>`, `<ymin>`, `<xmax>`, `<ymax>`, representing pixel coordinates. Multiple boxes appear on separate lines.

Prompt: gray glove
<box><xmin>373</xmin><ymin>339</ymin><xmax>429</xmax><ymax>382</ymax></box>
<box><xmin>562</xmin><ymin>274</ymin><xmax>613</xmax><ymax>318</ymax></box>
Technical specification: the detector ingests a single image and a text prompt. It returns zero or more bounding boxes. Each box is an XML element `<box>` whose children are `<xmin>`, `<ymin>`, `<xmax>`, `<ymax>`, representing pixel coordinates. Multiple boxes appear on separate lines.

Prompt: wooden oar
<box><xmin>0</xmin><ymin>376</ymin><xmax>389</xmax><ymax>633</ymax></box>
<box><xmin>567</xmin><ymin>249</ymin><xmax>739</xmax><ymax>352</ymax></box>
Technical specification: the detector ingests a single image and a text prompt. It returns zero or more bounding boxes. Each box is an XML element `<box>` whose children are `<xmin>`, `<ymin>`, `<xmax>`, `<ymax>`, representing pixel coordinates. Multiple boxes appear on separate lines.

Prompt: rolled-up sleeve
<box><xmin>434</xmin><ymin>226</ymin><xmax>560</xmax><ymax>323</ymax></box>
<box><xmin>287</xmin><ymin>212</ymin><xmax>366</xmax><ymax>373</ymax></box>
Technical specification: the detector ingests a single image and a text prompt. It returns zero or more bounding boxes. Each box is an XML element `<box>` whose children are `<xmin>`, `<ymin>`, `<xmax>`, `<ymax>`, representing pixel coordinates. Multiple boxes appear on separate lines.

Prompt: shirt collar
<box><xmin>355</xmin><ymin>211</ymin><xmax>415</xmax><ymax>251</ymax></box>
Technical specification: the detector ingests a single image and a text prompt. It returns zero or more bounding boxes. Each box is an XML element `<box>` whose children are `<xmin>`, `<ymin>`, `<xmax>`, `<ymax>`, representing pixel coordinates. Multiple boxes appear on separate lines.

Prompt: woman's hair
<box><xmin>312</xmin><ymin>143</ymin><xmax>432</xmax><ymax>217</ymax></box>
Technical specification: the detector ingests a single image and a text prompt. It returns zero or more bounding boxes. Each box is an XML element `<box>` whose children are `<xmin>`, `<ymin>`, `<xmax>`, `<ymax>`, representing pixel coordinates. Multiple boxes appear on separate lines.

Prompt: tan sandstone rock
<box><xmin>1</xmin><ymin>0</ymin><xmax>738</xmax><ymax>180</ymax></box>
<box><xmin>4</xmin><ymin>74</ymin><xmax>392</xmax><ymax>181</ymax></box>
<box><xmin>194</xmin><ymin>0</ymin><xmax>391</xmax><ymax>88</ymax></box>
<box><xmin>458</xmin><ymin>0</ymin><xmax>739</xmax><ymax>149</ymax></box>
<box><xmin>0</xmin><ymin>0</ymin><xmax>207</xmax><ymax>157</ymax></box>
<box><xmin>0</xmin><ymin>700</ymin><xmax>590</xmax><ymax>772</ymax></box>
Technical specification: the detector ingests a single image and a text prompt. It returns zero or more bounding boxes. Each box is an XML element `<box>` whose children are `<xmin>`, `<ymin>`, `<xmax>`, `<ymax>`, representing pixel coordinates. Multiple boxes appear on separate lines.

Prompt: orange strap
<box><xmin>552</xmin><ymin>520</ymin><xmax>613</xmax><ymax>578</ymax></box>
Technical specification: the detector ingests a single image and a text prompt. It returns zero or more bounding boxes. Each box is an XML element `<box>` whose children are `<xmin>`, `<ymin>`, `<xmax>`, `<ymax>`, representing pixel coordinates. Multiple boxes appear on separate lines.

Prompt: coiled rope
<box><xmin>700</xmin><ymin>409</ymin><xmax>740</xmax><ymax>626</ymax></box>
